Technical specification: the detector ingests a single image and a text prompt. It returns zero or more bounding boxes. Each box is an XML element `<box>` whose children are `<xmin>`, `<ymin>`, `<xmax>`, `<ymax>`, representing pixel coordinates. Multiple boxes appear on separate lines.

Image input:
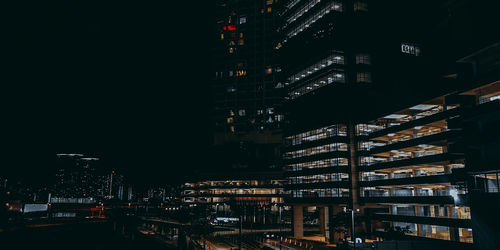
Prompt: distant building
<box><xmin>182</xmin><ymin>170</ymin><xmax>289</xmax><ymax>226</ymax></box>
<box><xmin>54</xmin><ymin>154</ymin><xmax>100</xmax><ymax>198</ymax></box>
<box><xmin>103</xmin><ymin>170</ymin><xmax>126</xmax><ymax>200</ymax></box>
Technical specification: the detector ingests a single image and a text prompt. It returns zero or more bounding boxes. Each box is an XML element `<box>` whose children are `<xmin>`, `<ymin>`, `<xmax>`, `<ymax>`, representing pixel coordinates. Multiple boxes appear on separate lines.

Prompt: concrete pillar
<box><xmin>444</xmin><ymin>165</ymin><xmax>452</xmax><ymax>174</ymax></box>
<box><xmin>449</xmin><ymin>226</ymin><xmax>459</xmax><ymax>241</ymax></box>
<box><xmin>446</xmin><ymin>205</ymin><xmax>454</xmax><ymax>218</ymax></box>
<box><xmin>438</xmin><ymin>206</ymin><xmax>444</xmax><ymax>217</ymax></box>
<box><xmin>414</xmin><ymin>205</ymin><xmax>422</xmax><ymax>236</ymax></box>
<box><xmin>293</xmin><ymin>205</ymin><xmax>304</xmax><ymax>238</ymax></box>
<box><xmin>412</xmin><ymin>169</ymin><xmax>419</xmax><ymax>177</ymax></box>
<box><xmin>319</xmin><ymin>206</ymin><xmax>329</xmax><ymax>237</ymax></box>
<box><xmin>348</xmin><ymin>123</ymin><xmax>359</xmax><ymax>210</ymax></box>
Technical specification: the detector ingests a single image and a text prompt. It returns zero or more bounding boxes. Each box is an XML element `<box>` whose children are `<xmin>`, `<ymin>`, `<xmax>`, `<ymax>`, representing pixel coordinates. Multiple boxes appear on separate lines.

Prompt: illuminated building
<box><xmin>181</xmin><ymin>171</ymin><xmax>289</xmax><ymax>226</ymax></box>
<box><xmin>212</xmin><ymin>0</ymin><xmax>283</xmax><ymax>135</ymax></box>
<box><xmin>278</xmin><ymin>0</ymin><xmax>500</xmax><ymax>248</ymax></box>
<box><xmin>208</xmin><ymin>1</ymin><xmax>285</xmax><ymax>199</ymax></box>
<box><xmin>54</xmin><ymin>154</ymin><xmax>100</xmax><ymax>199</ymax></box>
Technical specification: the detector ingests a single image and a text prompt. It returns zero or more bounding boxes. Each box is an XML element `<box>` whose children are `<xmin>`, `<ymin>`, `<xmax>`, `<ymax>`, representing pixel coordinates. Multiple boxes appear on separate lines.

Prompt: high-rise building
<box><xmin>210</xmin><ymin>0</ymin><xmax>285</xmax><ymax>174</ymax></box>
<box><xmin>278</xmin><ymin>0</ymin><xmax>499</xmax><ymax>248</ymax></box>
<box><xmin>212</xmin><ymin>0</ymin><xmax>283</xmax><ymax>136</ymax></box>
<box><xmin>104</xmin><ymin>170</ymin><xmax>125</xmax><ymax>200</ymax></box>
<box><xmin>54</xmin><ymin>154</ymin><xmax>100</xmax><ymax>198</ymax></box>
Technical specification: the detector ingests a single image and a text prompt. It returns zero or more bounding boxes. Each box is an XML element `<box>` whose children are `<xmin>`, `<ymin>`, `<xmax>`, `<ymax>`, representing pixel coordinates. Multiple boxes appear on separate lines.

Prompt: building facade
<box><xmin>278</xmin><ymin>0</ymin><xmax>500</xmax><ymax>248</ymax></box>
<box><xmin>212</xmin><ymin>0</ymin><xmax>283</xmax><ymax>135</ymax></box>
<box><xmin>181</xmin><ymin>171</ymin><xmax>289</xmax><ymax>226</ymax></box>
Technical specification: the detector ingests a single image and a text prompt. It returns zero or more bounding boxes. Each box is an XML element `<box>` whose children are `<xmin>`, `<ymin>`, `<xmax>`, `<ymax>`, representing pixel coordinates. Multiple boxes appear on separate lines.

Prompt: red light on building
<box><xmin>223</xmin><ymin>25</ymin><xmax>237</xmax><ymax>31</ymax></box>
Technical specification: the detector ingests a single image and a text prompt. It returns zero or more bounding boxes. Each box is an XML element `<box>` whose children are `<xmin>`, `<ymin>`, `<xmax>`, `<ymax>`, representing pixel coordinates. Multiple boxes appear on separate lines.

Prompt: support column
<box><xmin>348</xmin><ymin>123</ymin><xmax>359</xmax><ymax>210</ymax></box>
<box><xmin>414</xmin><ymin>205</ymin><xmax>422</xmax><ymax>236</ymax></box>
<box><xmin>293</xmin><ymin>205</ymin><xmax>304</xmax><ymax>238</ymax></box>
<box><xmin>430</xmin><ymin>205</ymin><xmax>436</xmax><ymax>217</ymax></box>
<box><xmin>319</xmin><ymin>206</ymin><xmax>329</xmax><ymax>238</ymax></box>
<box><xmin>449</xmin><ymin>227</ymin><xmax>459</xmax><ymax>241</ymax></box>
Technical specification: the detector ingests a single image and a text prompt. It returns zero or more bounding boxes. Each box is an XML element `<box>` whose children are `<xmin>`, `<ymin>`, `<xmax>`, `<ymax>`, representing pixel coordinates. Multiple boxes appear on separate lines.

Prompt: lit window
<box><xmin>357</xmin><ymin>72</ymin><xmax>372</xmax><ymax>83</ymax></box>
<box><xmin>354</xmin><ymin>1</ymin><xmax>368</xmax><ymax>11</ymax></box>
<box><xmin>220</xmin><ymin>33</ymin><xmax>224</xmax><ymax>40</ymax></box>
<box><xmin>239</xmin><ymin>33</ymin><xmax>244</xmax><ymax>38</ymax></box>
<box><xmin>238</xmin><ymin>109</ymin><xmax>246</xmax><ymax>116</ymax></box>
<box><xmin>266</xmin><ymin>0</ymin><xmax>273</xmax><ymax>5</ymax></box>
<box><xmin>236</xmin><ymin>70</ymin><xmax>247</xmax><ymax>77</ymax></box>
<box><xmin>227</xmin><ymin>117</ymin><xmax>234</xmax><ymax>124</ymax></box>
<box><xmin>229</xmin><ymin>47</ymin><xmax>235</xmax><ymax>53</ymax></box>
<box><xmin>239</xmin><ymin>16</ymin><xmax>247</xmax><ymax>24</ymax></box>
<box><xmin>238</xmin><ymin>39</ymin><xmax>244</xmax><ymax>46</ymax></box>
<box><xmin>227</xmin><ymin>86</ymin><xmax>236</xmax><ymax>93</ymax></box>
<box><xmin>229</xmin><ymin>110</ymin><xmax>235</xmax><ymax>116</ymax></box>
<box><xmin>266</xmin><ymin>67</ymin><xmax>273</xmax><ymax>74</ymax></box>
<box><xmin>355</xmin><ymin>54</ymin><xmax>371</xmax><ymax>64</ymax></box>
<box><xmin>267</xmin><ymin>7</ymin><xmax>272</xmax><ymax>13</ymax></box>
<box><xmin>257</xmin><ymin>110</ymin><xmax>264</xmax><ymax>115</ymax></box>
<box><xmin>229</xmin><ymin>71</ymin><xmax>233</xmax><ymax>77</ymax></box>
<box><xmin>267</xmin><ymin>108</ymin><xmax>274</xmax><ymax>114</ymax></box>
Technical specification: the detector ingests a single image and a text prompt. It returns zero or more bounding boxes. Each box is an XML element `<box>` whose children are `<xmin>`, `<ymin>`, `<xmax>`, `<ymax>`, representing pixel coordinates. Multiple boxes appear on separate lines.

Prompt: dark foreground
<box><xmin>0</xmin><ymin>221</ymin><xmax>174</xmax><ymax>250</ymax></box>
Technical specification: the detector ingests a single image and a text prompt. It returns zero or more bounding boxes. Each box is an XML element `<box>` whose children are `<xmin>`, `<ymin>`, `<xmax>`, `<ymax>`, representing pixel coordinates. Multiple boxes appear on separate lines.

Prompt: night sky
<box><xmin>3</xmin><ymin>1</ymin><xmax>213</xmax><ymax>185</ymax></box>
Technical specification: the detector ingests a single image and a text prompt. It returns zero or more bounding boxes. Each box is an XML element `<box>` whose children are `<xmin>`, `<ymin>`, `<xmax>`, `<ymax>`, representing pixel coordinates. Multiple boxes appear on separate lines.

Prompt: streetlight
<box><xmin>344</xmin><ymin>207</ymin><xmax>360</xmax><ymax>249</ymax></box>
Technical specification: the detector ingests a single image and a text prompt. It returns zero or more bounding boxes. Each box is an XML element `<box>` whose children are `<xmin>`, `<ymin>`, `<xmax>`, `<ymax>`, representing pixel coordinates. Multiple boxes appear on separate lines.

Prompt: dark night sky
<box><xmin>2</xmin><ymin>1</ymin><xmax>214</xmax><ymax>185</ymax></box>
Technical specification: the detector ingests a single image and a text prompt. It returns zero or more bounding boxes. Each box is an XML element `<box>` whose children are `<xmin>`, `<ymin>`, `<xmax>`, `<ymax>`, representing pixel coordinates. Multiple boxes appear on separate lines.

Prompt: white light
<box><xmin>409</xmin><ymin>104</ymin><xmax>437</xmax><ymax>111</ymax></box>
<box><xmin>387</xmin><ymin>133</ymin><xmax>395</xmax><ymax>137</ymax></box>
<box><xmin>414</xmin><ymin>126</ymin><xmax>423</xmax><ymax>129</ymax></box>
<box><xmin>384</xmin><ymin>114</ymin><xmax>407</xmax><ymax>119</ymax></box>
<box><xmin>449</xmin><ymin>189</ymin><xmax>459</xmax><ymax>201</ymax></box>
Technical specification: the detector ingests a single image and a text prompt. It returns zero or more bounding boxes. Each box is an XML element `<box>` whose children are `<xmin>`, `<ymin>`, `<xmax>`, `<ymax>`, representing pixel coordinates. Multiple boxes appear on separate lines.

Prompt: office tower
<box><xmin>195</xmin><ymin>0</ymin><xmax>287</xmax><ymax>225</ymax></box>
<box><xmin>54</xmin><ymin>154</ymin><xmax>99</xmax><ymax>198</ymax></box>
<box><xmin>278</xmin><ymin>0</ymin><xmax>499</xmax><ymax>248</ymax></box>
<box><xmin>104</xmin><ymin>171</ymin><xmax>125</xmax><ymax>200</ymax></box>
<box><xmin>212</xmin><ymin>0</ymin><xmax>283</xmax><ymax>136</ymax></box>
<box><xmin>210</xmin><ymin>0</ymin><xmax>284</xmax><ymax>170</ymax></box>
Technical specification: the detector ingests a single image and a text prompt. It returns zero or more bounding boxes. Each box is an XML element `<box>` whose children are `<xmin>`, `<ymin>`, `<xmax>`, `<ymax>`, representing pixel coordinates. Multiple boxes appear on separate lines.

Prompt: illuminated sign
<box><xmin>401</xmin><ymin>43</ymin><xmax>421</xmax><ymax>56</ymax></box>
<box><xmin>215</xmin><ymin>217</ymin><xmax>240</xmax><ymax>222</ymax></box>
<box><xmin>24</xmin><ymin>204</ymin><xmax>48</xmax><ymax>213</ymax></box>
